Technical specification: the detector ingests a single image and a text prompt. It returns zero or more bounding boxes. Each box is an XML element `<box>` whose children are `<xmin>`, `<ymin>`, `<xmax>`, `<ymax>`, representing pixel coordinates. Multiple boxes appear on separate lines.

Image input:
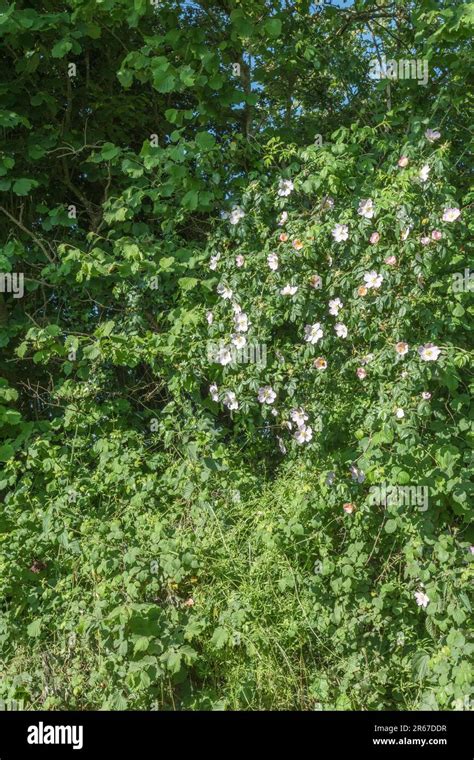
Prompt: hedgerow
<box><xmin>0</xmin><ymin>0</ymin><xmax>472</xmax><ymax>711</ymax></box>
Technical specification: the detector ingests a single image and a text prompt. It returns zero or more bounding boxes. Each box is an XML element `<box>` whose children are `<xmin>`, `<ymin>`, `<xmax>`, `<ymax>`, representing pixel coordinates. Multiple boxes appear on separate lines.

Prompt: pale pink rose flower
<box><xmin>414</xmin><ymin>591</ymin><xmax>429</xmax><ymax>608</ymax></box>
<box><xmin>304</xmin><ymin>322</ymin><xmax>323</xmax><ymax>344</ymax></box>
<box><xmin>267</xmin><ymin>253</ymin><xmax>279</xmax><ymax>271</ymax></box>
<box><xmin>370</xmin><ymin>232</ymin><xmax>380</xmax><ymax>244</ymax></box>
<box><xmin>358</xmin><ymin>198</ymin><xmax>375</xmax><ymax>219</ymax></box>
<box><xmin>278</xmin><ymin>179</ymin><xmax>294</xmax><ymax>197</ymax></box>
<box><xmin>418</xmin><ymin>343</ymin><xmax>441</xmax><ymax>362</ymax></box>
<box><xmin>395</xmin><ymin>341</ymin><xmax>409</xmax><ymax>356</ymax></box>
<box><xmin>332</xmin><ymin>223</ymin><xmax>349</xmax><ymax>242</ymax></box>
<box><xmin>398</xmin><ymin>156</ymin><xmax>409</xmax><ymax>168</ymax></box>
<box><xmin>425</xmin><ymin>129</ymin><xmax>440</xmax><ymax>142</ymax></box>
<box><xmin>258</xmin><ymin>386</ymin><xmax>276</xmax><ymax>405</ymax></box>
<box><xmin>280</xmin><ymin>284</ymin><xmax>298</xmax><ymax>296</ymax></box>
<box><xmin>419</xmin><ymin>164</ymin><xmax>430</xmax><ymax>182</ymax></box>
<box><xmin>356</xmin><ymin>367</ymin><xmax>367</xmax><ymax>379</ymax></box>
<box><xmin>431</xmin><ymin>230</ymin><xmax>442</xmax><ymax>241</ymax></box>
<box><xmin>223</xmin><ymin>391</ymin><xmax>238</xmax><ymax>410</ymax></box>
<box><xmin>385</xmin><ymin>255</ymin><xmax>397</xmax><ymax>266</ymax></box>
<box><xmin>313</xmin><ymin>357</ymin><xmax>327</xmax><ymax>370</ymax></box>
<box><xmin>294</xmin><ymin>425</ymin><xmax>312</xmax><ymax>444</ymax></box>
<box><xmin>442</xmin><ymin>207</ymin><xmax>461</xmax><ymax>222</ymax></box>
<box><xmin>364</xmin><ymin>271</ymin><xmax>383</xmax><ymax>289</ymax></box>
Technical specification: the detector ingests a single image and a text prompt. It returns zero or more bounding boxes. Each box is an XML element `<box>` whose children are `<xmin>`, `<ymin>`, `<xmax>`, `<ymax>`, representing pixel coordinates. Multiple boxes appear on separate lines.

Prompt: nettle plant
<box><xmin>174</xmin><ymin>122</ymin><xmax>472</xmax><ymax>514</ymax></box>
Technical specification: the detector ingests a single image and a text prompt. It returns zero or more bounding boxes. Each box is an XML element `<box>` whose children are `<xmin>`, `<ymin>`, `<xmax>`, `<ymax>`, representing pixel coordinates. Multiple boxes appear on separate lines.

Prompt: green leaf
<box><xmin>0</xmin><ymin>444</ymin><xmax>14</xmax><ymax>461</ymax></box>
<box><xmin>195</xmin><ymin>132</ymin><xmax>216</xmax><ymax>151</ymax></box>
<box><xmin>182</xmin><ymin>190</ymin><xmax>199</xmax><ymax>210</ymax></box>
<box><xmin>211</xmin><ymin>626</ymin><xmax>229</xmax><ymax>649</ymax></box>
<box><xmin>165</xmin><ymin>108</ymin><xmax>179</xmax><ymax>123</ymax></box>
<box><xmin>117</xmin><ymin>69</ymin><xmax>134</xmax><ymax>88</ymax></box>
<box><xmin>133</xmin><ymin>636</ymin><xmax>151</xmax><ymax>654</ymax></box>
<box><xmin>384</xmin><ymin>519</ymin><xmax>397</xmax><ymax>534</ymax></box>
<box><xmin>12</xmin><ymin>178</ymin><xmax>37</xmax><ymax>196</ymax></box>
<box><xmin>101</xmin><ymin>142</ymin><xmax>120</xmax><ymax>160</ymax></box>
<box><xmin>27</xmin><ymin>619</ymin><xmax>42</xmax><ymax>637</ymax></box>
<box><xmin>52</xmin><ymin>40</ymin><xmax>73</xmax><ymax>58</ymax></box>
<box><xmin>166</xmin><ymin>651</ymin><xmax>182</xmax><ymax>673</ymax></box>
<box><xmin>1</xmin><ymin>409</ymin><xmax>22</xmax><ymax>425</ymax></box>
<box><xmin>411</xmin><ymin>652</ymin><xmax>430</xmax><ymax>680</ymax></box>
<box><xmin>178</xmin><ymin>277</ymin><xmax>198</xmax><ymax>291</ymax></box>
<box><xmin>179</xmin><ymin>66</ymin><xmax>195</xmax><ymax>86</ymax></box>
<box><xmin>264</xmin><ymin>18</ymin><xmax>282</xmax><ymax>38</ymax></box>
<box><xmin>153</xmin><ymin>71</ymin><xmax>176</xmax><ymax>93</ymax></box>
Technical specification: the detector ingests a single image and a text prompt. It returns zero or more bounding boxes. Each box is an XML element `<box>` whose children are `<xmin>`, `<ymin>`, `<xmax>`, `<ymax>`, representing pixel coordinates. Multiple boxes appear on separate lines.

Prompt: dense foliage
<box><xmin>0</xmin><ymin>0</ymin><xmax>472</xmax><ymax>710</ymax></box>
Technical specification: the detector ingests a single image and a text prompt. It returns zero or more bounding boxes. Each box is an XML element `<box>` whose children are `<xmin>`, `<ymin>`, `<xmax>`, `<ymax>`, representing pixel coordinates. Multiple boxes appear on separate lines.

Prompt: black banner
<box><xmin>0</xmin><ymin>711</ymin><xmax>471</xmax><ymax>757</ymax></box>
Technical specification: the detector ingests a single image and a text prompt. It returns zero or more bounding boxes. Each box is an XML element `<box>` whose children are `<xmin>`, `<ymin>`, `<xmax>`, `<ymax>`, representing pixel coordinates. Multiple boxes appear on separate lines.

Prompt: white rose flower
<box><xmin>414</xmin><ymin>591</ymin><xmax>429</xmax><ymax>608</ymax></box>
<box><xmin>442</xmin><ymin>207</ymin><xmax>461</xmax><ymax>222</ymax></box>
<box><xmin>418</xmin><ymin>343</ymin><xmax>441</xmax><ymax>361</ymax></box>
<box><xmin>234</xmin><ymin>312</ymin><xmax>249</xmax><ymax>332</ymax></box>
<box><xmin>210</xmin><ymin>253</ymin><xmax>220</xmax><ymax>270</ymax></box>
<box><xmin>290</xmin><ymin>408</ymin><xmax>308</xmax><ymax>427</ymax></box>
<box><xmin>294</xmin><ymin>425</ymin><xmax>313</xmax><ymax>444</ymax></box>
<box><xmin>216</xmin><ymin>346</ymin><xmax>233</xmax><ymax>366</ymax></box>
<box><xmin>358</xmin><ymin>198</ymin><xmax>375</xmax><ymax>219</ymax></box>
<box><xmin>304</xmin><ymin>322</ymin><xmax>323</xmax><ymax>344</ymax></box>
<box><xmin>229</xmin><ymin>205</ymin><xmax>245</xmax><ymax>225</ymax></box>
<box><xmin>231</xmin><ymin>334</ymin><xmax>246</xmax><ymax>349</ymax></box>
<box><xmin>217</xmin><ymin>283</ymin><xmax>233</xmax><ymax>299</ymax></box>
<box><xmin>223</xmin><ymin>391</ymin><xmax>239</xmax><ymax>410</ymax></box>
<box><xmin>280</xmin><ymin>284</ymin><xmax>298</xmax><ymax>296</ymax></box>
<box><xmin>277</xmin><ymin>179</ymin><xmax>294</xmax><ymax>197</ymax></box>
<box><xmin>364</xmin><ymin>270</ymin><xmax>383</xmax><ymax>289</ymax></box>
<box><xmin>332</xmin><ymin>223</ymin><xmax>349</xmax><ymax>242</ymax></box>
<box><xmin>328</xmin><ymin>298</ymin><xmax>343</xmax><ymax>316</ymax></box>
<box><xmin>419</xmin><ymin>164</ymin><xmax>430</xmax><ymax>182</ymax></box>
<box><xmin>258</xmin><ymin>386</ymin><xmax>277</xmax><ymax>404</ymax></box>
<box><xmin>425</xmin><ymin>129</ymin><xmax>440</xmax><ymax>142</ymax></box>
<box><xmin>267</xmin><ymin>253</ymin><xmax>279</xmax><ymax>271</ymax></box>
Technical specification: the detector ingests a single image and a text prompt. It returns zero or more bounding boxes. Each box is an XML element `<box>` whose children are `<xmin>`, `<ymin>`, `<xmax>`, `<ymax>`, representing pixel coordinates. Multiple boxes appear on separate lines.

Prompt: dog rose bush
<box><xmin>0</xmin><ymin>2</ymin><xmax>472</xmax><ymax>711</ymax></box>
<box><xmin>174</xmin><ymin>124</ymin><xmax>471</xmax><ymax>523</ymax></box>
